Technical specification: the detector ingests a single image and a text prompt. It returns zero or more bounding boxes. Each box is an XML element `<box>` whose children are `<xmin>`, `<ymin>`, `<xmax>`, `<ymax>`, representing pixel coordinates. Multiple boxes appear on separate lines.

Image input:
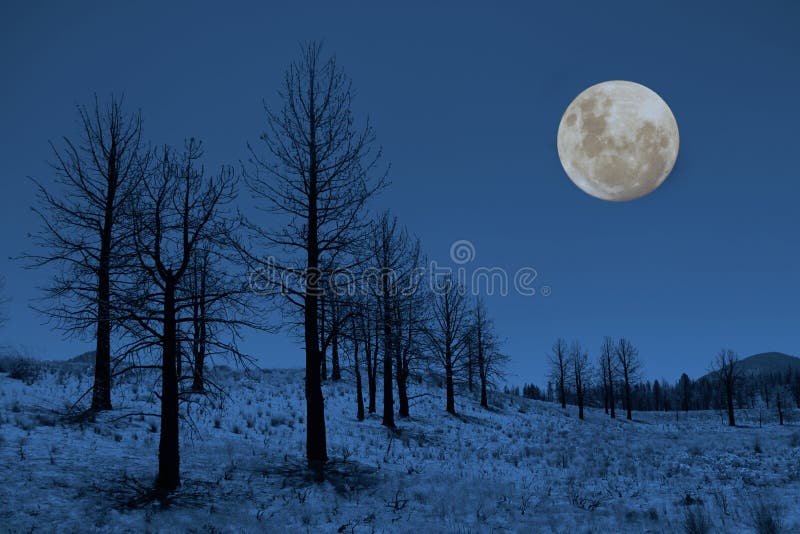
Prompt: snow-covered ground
<box><xmin>1</xmin><ymin>365</ymin><xmax>799</xmax><ymax>533</ymax></box>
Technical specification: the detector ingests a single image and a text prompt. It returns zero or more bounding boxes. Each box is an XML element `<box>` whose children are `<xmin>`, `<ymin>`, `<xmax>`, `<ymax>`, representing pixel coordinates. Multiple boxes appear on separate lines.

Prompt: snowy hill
<box><xmin>1</xmin><ymin>365</ymin><xmax>799</xmax><ymax>532</ymax></box>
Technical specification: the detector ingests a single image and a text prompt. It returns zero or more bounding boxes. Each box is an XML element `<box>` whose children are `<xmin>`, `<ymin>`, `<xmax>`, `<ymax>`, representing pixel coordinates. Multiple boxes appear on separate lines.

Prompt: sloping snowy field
<box><xmin>1</xmin><ymin>365</ymin><xmax>799</xmax><ymax>533</ymax></box>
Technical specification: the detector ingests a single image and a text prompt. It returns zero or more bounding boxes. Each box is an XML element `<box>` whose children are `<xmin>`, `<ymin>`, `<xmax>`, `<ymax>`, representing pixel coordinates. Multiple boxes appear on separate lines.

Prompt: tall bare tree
<box><xmin>601</xmin><ymin>336</ymin><xmax>616</xmax><ymax>418</ymax></box>
<box><xmin>548</xmin><ymin>338</ymin><xmax>569</xmax><ymax>409</ymax></box>
<box><xmin>348</xmin><ymin>311</ymin><xmax>366</xmax><ymax>421</ymax></box>
<box><xmin>616</xmin><ymin>337</ymin><xmax>640</xmax><ymax>421</ymax></box>
<box><xmin>427</xmin><ymin>275</ymin><xmax>469</xmax><ymax>415</ymax></box>
<box><xmin>126</xmin><ymin>140</ymin><xmax>241</xmax><ymax>491</ymax></box>
<box><xmin>363</xmin><ymin>310</ymin><xmax>380</xmax><ymax>414</ymax></box>
<box><xmin>713</xmin><ymin>348</ymin><xmax>740</xmax><ymax>427</ymax></box>
<box><xmin>242</xmin><ymin>43</ymin><xmax>385</xmax><ymax>469</ymax></box>
<box><xmin>369</xmin><ymin>212</ymin><xmax>419</xmax><ymax>426</ymax></box>
<box><xmin>26</xmin><ymin>96</ymin><xmax>145</xmax><ymax>411</ymax></box>
<box><xmin>570</xmin><ymin>341</ymin><xmax>590</xmax><ymax>420</ymax></box>
<box><xmin>472</xmin><ymin>298</ymin><xmax>508</xmax><ymax>409</ymax></box>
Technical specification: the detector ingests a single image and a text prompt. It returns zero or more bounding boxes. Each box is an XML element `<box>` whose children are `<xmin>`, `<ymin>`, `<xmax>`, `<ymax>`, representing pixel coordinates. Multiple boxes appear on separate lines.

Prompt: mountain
<box><xmin>67</xmin><ymin>350</ymin><xmax>96</xmax><ymax>364</ymax></box>
<box><xmin>699</xmin><ymin>351</ymin><xmax>800</xmax><ymax>381</ymax></box>
<box><xmin>736</xmin><ymin>351</ymin><xmax>800</xmax><ymax>375</ymax></box>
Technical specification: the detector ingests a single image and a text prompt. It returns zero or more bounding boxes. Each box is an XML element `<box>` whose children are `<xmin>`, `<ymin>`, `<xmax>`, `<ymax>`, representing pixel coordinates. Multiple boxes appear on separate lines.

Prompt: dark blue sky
<box><xmin>1</xmin><ymin>1</ymin><xmax>799</xmax><ymax>385</ymax></box>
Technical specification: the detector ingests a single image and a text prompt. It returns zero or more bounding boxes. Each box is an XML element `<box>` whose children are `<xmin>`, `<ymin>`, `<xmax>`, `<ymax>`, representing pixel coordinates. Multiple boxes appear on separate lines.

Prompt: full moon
<box><xmin>557</xmin><ymin>80</ymin><xmax>679</xmax><ymax>202</ymax></box>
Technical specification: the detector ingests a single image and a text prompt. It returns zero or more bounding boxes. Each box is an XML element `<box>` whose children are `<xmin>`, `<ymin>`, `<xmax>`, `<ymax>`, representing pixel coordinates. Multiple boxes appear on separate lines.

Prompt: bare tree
<box><xmin>365</xmin><ymin>310</ymin><xmax>380</xmax><ymax>414</ymax></box>
<box><xmin>427</xmin><ymin>275</ymin><xmax>469</xmax><ymax>415</ymax></box>
<box><xmin>713</xmin><ymin>348</ymin><xmax>740</xmax><ymax>427</ymax></box>
<box><xmin>601</xmin><ymin>336</ymin><xmax>616</xmax><ymax>418</ymax></box>
<box><xmin>187</xmin><ymin>248</ymin><xmax>210</xmax><ymax>392</ymax></box>
<box><xmin>183</xmin><ymin>245</ymin><xmax>243</xmax><ymax>393</ymax></box>
<box><xmin>598</xmin><ymin>349</ymin><xmax>609</xmax><ymax>414</ymax></box>
<box><xmin>616</xmin><ymin>337</ymin><xmax>640</xmax><ymax>421</ymax></box>
<box><xmin>369</xmin><ymin>212</ymin><xmax>419</xmax><ymax>426</ymax></box>
<box><xmin>126</xmin><ymin>140</ymin><xmax>242</xmax><ymax>491</ymax></box>
<box><xmin>472</xmin><ymin>298</ymin><xmax>508</xmax><ymax>409</ymax></box>
<box><xmin>548</xmin><ymin>338</ymin><xmax>569</xmax><ymax>409</ymax></box>
<box><xmin>570</xmin><ymin>341</ymin><xmax>590</xmax><ymax>420</ymax></box>
<box><xmin>25</xmin><ymin>95</ymin><xmax>146</xmax><ymax>411</ymax></box>
<box><xmin>347</xmin><ymin>311</ymin><xmax>366</xmax><ymax>421</ymax></box>
<box><xmin>392</xmin><ymin>281</ymin><xmax>428</xmax><ymax>417</ymax></box>
<box><xmin>774</xmin><ymin>385</ymin><xmax>788</xmax><ymax>425</ymax></box>
<box><xmin>241</xmin><ymin>42</ymin><xmax>385</xmax><ymax>469</ymax></box>
<box><xmin>679</xmin><ymin>372</ymin><xmax>691</xmax><ymax>412</ymax></box>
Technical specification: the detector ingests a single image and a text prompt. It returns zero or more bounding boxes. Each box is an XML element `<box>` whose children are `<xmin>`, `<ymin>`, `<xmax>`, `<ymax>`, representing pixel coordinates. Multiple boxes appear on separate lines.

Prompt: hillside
<box><xmin>737</xmin><ymin>352</ymin><xmax>800</xmax><ymax>375</ymax></box>
<box><xmin>67</xmin><ymin>350</ymin><xmax>96</xmax><ymax>364</ymax></box>
<box><xmin>698</xmin><ymin>351</ymin><xmax>800</xmax><ymax>382</ymax></box>
<box><xmin>1</xmin><ymin>365</ymin><xmax>800</xmax><ymax>532</ymax></box>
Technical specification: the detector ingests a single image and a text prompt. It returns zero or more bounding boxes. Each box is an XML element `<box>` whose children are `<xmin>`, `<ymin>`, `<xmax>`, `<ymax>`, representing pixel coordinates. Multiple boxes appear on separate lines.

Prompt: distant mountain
<box><xmin>736</xmin><ymin>352</ymin><xmax>800</xmax><ymax>375</ymax></box>
<box><xmin>699</xmin><ymin>351</ymin><xmax>800</xmax><ymax>381</ymax></box>
<box><xmin>68</xmin><ymin>351</ymin><xmax>96</xmax><ymax>364</ymax></box>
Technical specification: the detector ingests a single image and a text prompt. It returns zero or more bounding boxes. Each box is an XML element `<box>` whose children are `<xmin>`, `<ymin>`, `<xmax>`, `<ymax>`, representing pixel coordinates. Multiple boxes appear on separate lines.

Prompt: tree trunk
<box><xmin>726</xmin><ymin>385</ymin><xmax>735</xmax><ymax>427</ymax></box>
<box><xmin>305</xmin><ymin>293</ymin><xmax>327</xmax><ymax>469</ymax></box>
<box><xmin>354</xmin><ymin>334</ymin><xmax>364</xmax><ymax>422</ymax></box>
<box><xmin>156</xmin><ymin>283</ymin><xmax>180</xmax><ymax>491</ymax></box>
<box><xmin>365</xmin><ymin>324</ymin><xmax>376</xmax><ymax>414</ymax></box>
<box><xmin>445</xmin><ymin>359</ymin><xmax>456</xmax><ymax>415</ymax></box>
<box><xmin>175</xmin><ymin>324</ymin><xmax>182</xmax><ymax>378</ymax></box>
<box><xmin>381</xmin><ymin>275</ymin><xmax>395</xmax><ymax>428</ymax></box>
<box><xmin>319</xmin><ymin>296</ymin><xmax>327</xmax><ymax>381</ymax></box>
<box><xmin>396</xmin><ymin>354</ymin><xmax>409</xmax><ymax>418</ymax></box>
<box><xmin>92</xmin><ymin>269</ymin><xmax>111</xmax><ymax>411</ymax></box>
<box><xmin>91</xmin><ymin>143</ymin><xmax>117</xmax><ymax>412</ymax></box>
<box><xmin>559</xmin><ymin>376</ymin><xmax>566</xmax><ymax>409</ymax></box>
<box><xmin>191</xmin><ymin>273</ymin><xmax>206</xmax><ymax>392</ymax></box>
<box><xmin>305</xmin><ymin>150</ymin><xmax>327</xmax><ymax>470</ymax></box>
<box><xmin>330</xmin><ymin>309</ymin><xmax>341</xmax><ymax>380</ymax></box>
<box><xmin>608</xmin><ymin>365</ymin><xmax>616</xmax><ymax>419</ymax></box>
<box><xmin>92</xmin><ymin>261</ymin><xmax>113</xmax><ymax>411</ymax></box>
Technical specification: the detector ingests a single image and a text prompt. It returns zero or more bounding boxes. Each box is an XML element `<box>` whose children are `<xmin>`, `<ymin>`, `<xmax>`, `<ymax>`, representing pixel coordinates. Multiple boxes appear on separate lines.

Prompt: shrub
<box><xmin>1</xmin><ymin>356</ymin><xmax>42</xmax><ymax>384</ymax></box>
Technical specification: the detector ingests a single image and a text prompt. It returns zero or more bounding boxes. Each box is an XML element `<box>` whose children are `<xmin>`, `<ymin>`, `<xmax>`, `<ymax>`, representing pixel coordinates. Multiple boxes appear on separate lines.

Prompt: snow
<box><xmin>1</xmin><ymin>366</ymin><xmax>799</xmax><ymax>532</ymax></box>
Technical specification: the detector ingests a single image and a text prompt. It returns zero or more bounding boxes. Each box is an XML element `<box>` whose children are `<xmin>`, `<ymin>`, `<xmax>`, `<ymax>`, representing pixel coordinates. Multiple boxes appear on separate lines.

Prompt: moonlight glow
<box><xmin>557</xmin><ymin>80</ymin><xmax>680</xmax><ymax>202</ymax></box>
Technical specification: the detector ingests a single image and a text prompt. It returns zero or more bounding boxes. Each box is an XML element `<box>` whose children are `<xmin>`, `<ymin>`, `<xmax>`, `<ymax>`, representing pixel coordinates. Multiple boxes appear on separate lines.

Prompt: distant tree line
<box><xmin>523</xmin><ymin>343</ymin><xmax>800</xmax><ymax>426</ymax></box>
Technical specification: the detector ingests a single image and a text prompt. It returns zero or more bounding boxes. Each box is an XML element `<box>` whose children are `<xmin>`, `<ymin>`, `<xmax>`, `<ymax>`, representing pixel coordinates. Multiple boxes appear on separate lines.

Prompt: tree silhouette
<box><xmin>548</xmin><ymin>338</ymin><xmax>569</xmax><ymax>409</ymax></box>
<box><xmin>241</xmin><ymin>42</ymin><xmax>386</xmax><ymax>470</ymax></box>
<box><xmin>713</xmin><ymin>348</ymin><xmax>740</xmax><ymax>427</ymax></box>
<box><xmin>126</xmin><ymin>139</ymin><xmax>242</xmax><ymax>491</ymax></box>
<box><xmin>616</xmin><ymin>337</ymin><xmax>641</xmax><ymax>421</ymax></box>
<box><xmin>25</xmin><ymin>95</ymin><xmax>146</xmax><ymax>411</ymax></box>
<box><xmin>427</xmin><ymin>276</ymin><xmax>469</xmax><ymax>415</ymax></box>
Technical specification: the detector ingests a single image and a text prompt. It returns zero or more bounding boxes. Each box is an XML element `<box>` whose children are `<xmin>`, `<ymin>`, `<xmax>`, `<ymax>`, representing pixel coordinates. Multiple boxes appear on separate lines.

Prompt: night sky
<box><xmin>2</xmin><ymin>1</ymin><xmax>799</xmax><ymax>385</ymax></box>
